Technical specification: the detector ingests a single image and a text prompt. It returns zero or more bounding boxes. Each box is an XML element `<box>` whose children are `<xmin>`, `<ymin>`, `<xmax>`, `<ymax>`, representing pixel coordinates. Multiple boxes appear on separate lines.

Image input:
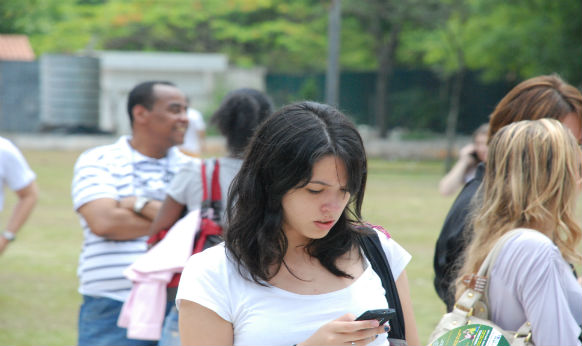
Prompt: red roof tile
<box><xmin>0</xmin><ymin>35</ymin><xmax>35</xmax><ymax>61</ymax></box>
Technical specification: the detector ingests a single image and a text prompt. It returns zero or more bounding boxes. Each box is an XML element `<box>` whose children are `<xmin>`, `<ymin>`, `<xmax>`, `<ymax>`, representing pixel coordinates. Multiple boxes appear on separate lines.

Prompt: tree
<box><xmin>325</xmin><ymin>0</ymin><xmax>341</xmax><ymax>107</ymax></box>
<box><xmin>399</xmin><ymin>0</ymin><xmax>581</xmax><ymax>169</ymax></box>
<box><xmin>0</xmin><ymin>0</ymin><xmax>74</xmax><ymax>37</ymax></box>
<box><xmin>344</xmin><ymin>0</ymin><xmax>443</xmax><ymax>138</ymax></box>
<box><xmin>32</xmin><ymin>0</ymin><xmax>331</xmax><ymax>72</ymax></box>
<box><xmin>17</xmin><ymin>0</ymin><xmax>581</xmax><ymax>138</ymax></box>
<box><xmin>400</xmin><ymin>0</ymin><xmax>470</xmax><ymax>170</ymax></box>
<box><xmin>463</xmin><ymin>0</ymin><xmax>582</xmax><ymax>86</ymax></box>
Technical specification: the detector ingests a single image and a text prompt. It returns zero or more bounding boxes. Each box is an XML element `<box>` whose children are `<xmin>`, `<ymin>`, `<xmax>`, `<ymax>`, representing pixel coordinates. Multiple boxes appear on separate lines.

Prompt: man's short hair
<box><xmin>127</xmin><ymin>81</ymin><xmax>175</xmax><ymax>125</ymax></box>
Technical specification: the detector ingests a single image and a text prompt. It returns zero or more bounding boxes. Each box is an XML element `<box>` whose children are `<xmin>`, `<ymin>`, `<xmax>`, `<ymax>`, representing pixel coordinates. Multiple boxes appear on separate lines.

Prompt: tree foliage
<box><xmin>3</xmin><ymin>0</ymin><xmax>579</xmax><ymax>138</ymax></box>
<box><xmin>399</xmin><ymin>0</ymin><xmax>582</xmax><ymax>85</ymax></box>
<box><xmin>13</xmin><ymin>0</ymin><xmax>578</xmax><ymax>85</ymax></box>
<box><xmin>29</xmin><ymin>0</ymin><xmax>331</xmax><ymax>72</ymax></box>
<box><xmin>464</xmin><ymin>0</ymin><xmax>581</xmax><ymax>85</ymax></box>
<box><xmin>0</xmin><ymin>0</ymin><xmax>74</xmax><ymax>37</ymax></box>
<box><xmin>342</xmin><ymin>0</ymin><xmax>444</xmax><ymax>137</ymax></box>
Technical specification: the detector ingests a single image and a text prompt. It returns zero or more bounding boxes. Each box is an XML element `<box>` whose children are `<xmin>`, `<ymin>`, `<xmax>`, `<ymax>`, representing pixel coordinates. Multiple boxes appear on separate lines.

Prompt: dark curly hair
<box><xmin>224</xmin><ymin>101</ymin><xmax>368</xmax><ymax>285</ymax></box>
<box><xmin>211</xmin><ymin>88</ymin><xmax>274</xmax><ymax>157</ymax></box>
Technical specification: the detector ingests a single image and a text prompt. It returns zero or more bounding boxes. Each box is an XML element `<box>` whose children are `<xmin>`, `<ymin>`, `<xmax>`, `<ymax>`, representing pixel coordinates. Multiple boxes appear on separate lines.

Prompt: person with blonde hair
<box><xmin>455</xmin><ymin>119</ymin><xmax>582</xmax><ymax>345</ymax></box>
<box><xmin>434</xmin><ymin>74</ymin><xmax>582</xmax><ymax>311</ymax></box>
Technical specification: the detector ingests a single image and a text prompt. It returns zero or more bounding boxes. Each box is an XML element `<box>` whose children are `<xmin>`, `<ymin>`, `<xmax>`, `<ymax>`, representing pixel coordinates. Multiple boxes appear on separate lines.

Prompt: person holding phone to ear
<box><xmin>176</xmin><ymin>102</ymin><xmax>419</xmax><ymax>346</ymax></box>
<box><xmin>438</xmin><ymin>123</ymin><xmax>489</xmax><ymax>197</ymax></box>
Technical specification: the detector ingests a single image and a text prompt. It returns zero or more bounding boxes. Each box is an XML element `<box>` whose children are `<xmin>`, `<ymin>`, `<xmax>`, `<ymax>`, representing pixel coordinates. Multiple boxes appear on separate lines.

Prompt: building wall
<box><xmin>98</xmin><ymin>51</ymin><xmax>266</xmax><ymax>135</ymax></box>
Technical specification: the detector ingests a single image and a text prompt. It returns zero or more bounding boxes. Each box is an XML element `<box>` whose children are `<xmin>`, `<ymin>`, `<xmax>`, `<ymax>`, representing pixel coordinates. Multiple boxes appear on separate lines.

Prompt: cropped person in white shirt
<box><xmin>0</xmin><ymin>136</ymin><xmax>38</xmax><ymax>255</ymax></box>
<box><xmin>176</xmin><ymin>101</ymin><xmax>419</xmax><ymax>346</ymax></box>
<box><xmin>456</xmin><ymin>119</ymin><xmax>582</xmax><ymax>345</ymax></box>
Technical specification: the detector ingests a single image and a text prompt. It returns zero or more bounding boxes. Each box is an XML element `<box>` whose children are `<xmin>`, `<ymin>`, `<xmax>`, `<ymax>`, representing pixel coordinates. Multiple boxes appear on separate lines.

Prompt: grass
<box><xmin>0</xmin><ymin>150</ymin><xmax>83</xmax><ymax>346</ymax></box>
<box><xmin>1</xmin><ymin>150</ymin><xmax>580</xmax><ymax>345</ymax></box>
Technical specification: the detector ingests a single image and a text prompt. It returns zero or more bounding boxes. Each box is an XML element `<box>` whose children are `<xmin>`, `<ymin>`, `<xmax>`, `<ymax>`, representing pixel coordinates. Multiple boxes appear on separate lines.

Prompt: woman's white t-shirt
<box><xmin>176</xmin><ymin>230</ymin><xmax>411</xmax><ymax>346</ymax></box>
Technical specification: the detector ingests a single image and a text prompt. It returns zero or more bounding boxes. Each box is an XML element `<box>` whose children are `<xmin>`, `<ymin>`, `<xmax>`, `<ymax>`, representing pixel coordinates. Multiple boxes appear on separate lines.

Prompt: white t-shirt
<box><xmin>177</xmin><ymin>229</ymin><xmax>411</xmax><ymax>346</ymax></box>
<box><xmin>489</xmin><ymin>229</ymin><xmax>582</xmax><ymax>346</ymax></box>
<box><xmin>0</xmin><ymin>136</ymin><xmax>36</xmax><ymax>211</ymax></box>
<box><xmin>181</xmin><ymin>108</ymin><xmax>206</xmax><ymax>154</ymax></box>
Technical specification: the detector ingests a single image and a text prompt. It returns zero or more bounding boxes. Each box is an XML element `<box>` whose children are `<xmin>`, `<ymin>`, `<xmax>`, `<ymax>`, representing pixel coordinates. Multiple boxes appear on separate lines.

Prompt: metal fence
<box><xmin>40</xmin><ymin>54</ymin><xmax>100</xmax><ymax>131</ymax></box>
<box><xmin>0</xmin><ymin>61</ymin><xmax>39</xmax><ymax>132</ymax></box>
<box><xmin>266</xmin><ymin>69</ymin><xmax>512</xmax><ymax>135</ymax></box>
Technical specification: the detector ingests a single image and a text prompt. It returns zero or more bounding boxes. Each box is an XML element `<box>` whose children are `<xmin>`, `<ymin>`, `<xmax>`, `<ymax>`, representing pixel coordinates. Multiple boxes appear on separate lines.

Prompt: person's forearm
<box><xmin>438</xmin><ymin>158</ymin><xmax>472</xmax><ymax>196</ymax></box>
<box><xmin>148</xmin><ymin>196</ymin><xmax>186</xmax><ymax>237</ymax></box>
<box><xmin>5</xmin><ymin>182</ymin><xmax>38</xmax><ymax>235</ymax></box>
<box><xmin>89</xmin><ymin>207</ymin><xmax>154</xmax><ymax>240</ymax></box>
<box><xmin>78</xmin><ymin>198</ymin><xmax>160</xmax><ymax>241</ymax></box>
<box><xmin>396</xmin><ymin>271</ymin><xmax>420</xmax><ymax>346</ymax></box>
<box><xmin>136</xmin><ymin>199</ymin><xmax>162</xmax><ymax>221</ymax></box>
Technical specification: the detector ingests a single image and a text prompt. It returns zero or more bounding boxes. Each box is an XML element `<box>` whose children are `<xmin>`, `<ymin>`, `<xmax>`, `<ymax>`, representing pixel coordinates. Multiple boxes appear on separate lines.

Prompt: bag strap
<box><xmin>210</xmin><ymin>159</ymin><xmax>221</xmax><ymax>201</ymax></box>
<box><xmin>201</xmin><ymin>160</ymin><xmax>209</xmax><ymax>203</ymax></box>
<box><xmin>210</xmin><ymin>159</ymin><xmax>222</xmax><ymax>222</ymax></box>
<box><xmin>477</xmin><ymin>229</ymin><xmax>530</xmax><ymax>277</ymax></box>
<box><xmin>200</xmin><ymin>159</ymin><xmax>222</xmax><ymax>222</ymax></box>
<box><xmin>358</xmin><ymin>230</ymin><xmax>406</xmax><ymax>340</ymax></box>
<box><xmin>454</xmin><ymin>228</ymin><xmax>537</xmax><ymax>314</ymax></box>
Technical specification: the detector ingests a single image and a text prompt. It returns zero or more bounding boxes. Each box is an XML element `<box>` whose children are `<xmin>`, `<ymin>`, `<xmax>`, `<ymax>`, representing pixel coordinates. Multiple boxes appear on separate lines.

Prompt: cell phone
<box><xmin>470</xmin><ymin>151</ymin><xmax>480</xmax><ymax>162</ymax></box>
<box><xmin>355</xmin><ymin>308</ymin><xmax>396</xmax><ymax>325</ymax></box>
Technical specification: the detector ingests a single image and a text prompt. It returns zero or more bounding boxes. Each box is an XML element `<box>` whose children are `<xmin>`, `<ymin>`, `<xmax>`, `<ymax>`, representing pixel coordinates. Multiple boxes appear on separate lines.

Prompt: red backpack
<box><xmin>192</xmin><ymin>159</ymin><xmax>224</xmax><ymax>253</ymax></box>
<box><xmin>148</xmin><ymin>159</ymin><xmax>224</xmax><ymax>289</ymax></box>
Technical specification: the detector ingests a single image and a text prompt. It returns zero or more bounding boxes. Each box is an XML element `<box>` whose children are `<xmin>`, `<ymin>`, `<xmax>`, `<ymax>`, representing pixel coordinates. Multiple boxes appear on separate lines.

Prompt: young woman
<box><xmin>148</xmin><ymin>88</ymin><xmax>273</xmax><ymax>346</ymax></box>
<box><xmin>176</xmin><ymin>101</ymin><xmax>419</xmax><ymax>346</ymax></box>
<box><xmin>456</xmin><ymin>119</ymin><xmax>582</xmax><ymax>345</ymax></box>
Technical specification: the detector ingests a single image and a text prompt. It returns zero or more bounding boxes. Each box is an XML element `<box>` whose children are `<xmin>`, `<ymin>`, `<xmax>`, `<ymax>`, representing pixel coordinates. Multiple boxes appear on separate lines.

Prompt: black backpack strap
<box><xmin>358</xmin><ymin>230</ymin><xmax>406</xmax><ymax>340</ymax></box>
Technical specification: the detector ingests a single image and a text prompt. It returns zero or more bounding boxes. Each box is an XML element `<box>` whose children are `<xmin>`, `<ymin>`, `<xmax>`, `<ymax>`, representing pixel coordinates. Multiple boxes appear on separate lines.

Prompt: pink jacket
<box><xmin>117</xmin><ymin>210</ymin><xmax>200</xmax><ymax>340</ymax></box>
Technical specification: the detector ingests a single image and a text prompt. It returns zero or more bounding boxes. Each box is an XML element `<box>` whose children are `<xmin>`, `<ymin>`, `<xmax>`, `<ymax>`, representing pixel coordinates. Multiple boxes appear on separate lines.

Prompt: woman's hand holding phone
<box><xmin>297</xmin><ymin>312</ymin><xmax>389</xmax><ymax>346</ymax></box>
<box><xmin>355</xmin><ymin>308</ymin><xmax>395</xmax><ymax>326</ymax></box>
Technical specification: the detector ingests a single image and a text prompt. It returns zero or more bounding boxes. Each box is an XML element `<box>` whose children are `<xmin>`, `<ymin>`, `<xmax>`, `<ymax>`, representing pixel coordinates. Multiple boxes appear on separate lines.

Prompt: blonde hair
<box><xmin>456</xmin><ymin>119</ymin><xmax>582</xmax><ymax>299</ymax></box>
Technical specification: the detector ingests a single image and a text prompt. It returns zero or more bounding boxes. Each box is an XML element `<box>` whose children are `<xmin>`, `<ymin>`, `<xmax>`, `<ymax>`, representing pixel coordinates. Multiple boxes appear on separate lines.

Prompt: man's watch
<box><xmin>133</xmin><ymin>196</ymin><xmax>151</xmax><ymax>215</ymax></box>
<box><xmin>2</xmin><ymin>231</ymin><xmax>15</xmax><ymax>242</ymax></box>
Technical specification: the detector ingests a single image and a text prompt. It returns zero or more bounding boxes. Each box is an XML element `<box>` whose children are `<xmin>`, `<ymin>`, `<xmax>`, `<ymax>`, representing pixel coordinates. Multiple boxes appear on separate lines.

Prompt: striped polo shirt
<box><xmin>72</xmin><ymin>136</ymin><xmax>193</xmax><ymax>302</ymax></box>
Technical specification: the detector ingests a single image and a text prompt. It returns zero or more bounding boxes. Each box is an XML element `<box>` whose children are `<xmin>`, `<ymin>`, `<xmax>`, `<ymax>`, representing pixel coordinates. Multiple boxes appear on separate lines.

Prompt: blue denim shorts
<box><xmin>78</xmin><ymin>295</ymin><xmax>159</xmax><ymax>346</ymax></box>
<box><xmin>159</xmin><ymin>305</ymin><xmax>181</xmax><ymax>346</ymax></box>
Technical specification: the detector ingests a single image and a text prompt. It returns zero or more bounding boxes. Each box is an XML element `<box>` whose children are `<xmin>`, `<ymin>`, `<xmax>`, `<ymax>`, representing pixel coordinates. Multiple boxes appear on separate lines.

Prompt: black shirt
<box><xmin>433</xmin><ymin>162</ymin><xmax>485</xmax><ymax>311</ymax></box>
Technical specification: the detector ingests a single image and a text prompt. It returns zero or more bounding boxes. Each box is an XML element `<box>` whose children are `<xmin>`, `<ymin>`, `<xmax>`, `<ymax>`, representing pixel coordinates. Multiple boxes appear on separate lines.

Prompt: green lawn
<box><xmin>1</xmin><ymin>149</ymin><xmax>578</xmax><ymax>345</ymax></box>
